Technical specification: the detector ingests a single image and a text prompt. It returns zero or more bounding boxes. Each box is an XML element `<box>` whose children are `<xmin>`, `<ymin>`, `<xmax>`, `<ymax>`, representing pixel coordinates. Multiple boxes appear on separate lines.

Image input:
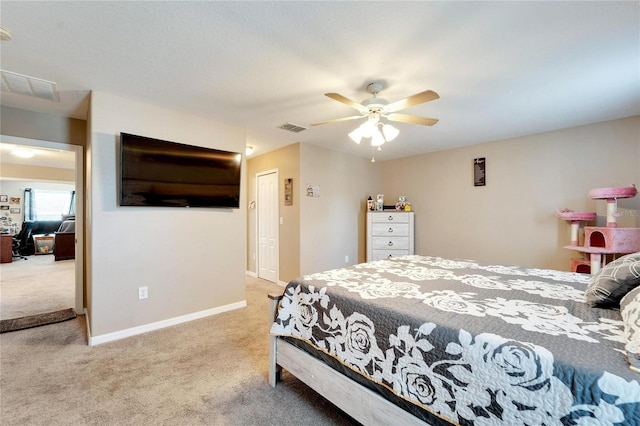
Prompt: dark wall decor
<box><xmin>474</xmin><ymin>157</ymin><xmax>486</xmax><ymax>187</ymax></box>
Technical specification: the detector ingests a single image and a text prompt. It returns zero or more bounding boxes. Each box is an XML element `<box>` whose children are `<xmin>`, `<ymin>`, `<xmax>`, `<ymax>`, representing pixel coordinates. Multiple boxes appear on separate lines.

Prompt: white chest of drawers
<box><xmin>366</xmin><ymin>211</ymin><xmax>415</xmax><ymax>262</ymax></box>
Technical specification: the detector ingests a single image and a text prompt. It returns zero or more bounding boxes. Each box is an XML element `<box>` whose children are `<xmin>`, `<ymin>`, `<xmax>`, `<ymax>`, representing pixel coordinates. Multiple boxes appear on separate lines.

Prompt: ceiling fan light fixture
<box><xmin>359</xmin><ymin>118</ymin><xmax>378</xmax><ymax>138</ymax></box>
<box><xmin>348</xmin><ymin>128</ymin><xmax>363</xmax><ymax>144</ymax></box>
<box><xmin>381</xmin><ymin>123</ymin><xmax>399</xmax><ymax>142</ymax></box>
<box><xmin>371</xmin><ymin>130</ymin><xmax>385</xmax><ymax>147</ymax></box>
<box><xmin>315</xmin><ymin>83</ymin><xmax>439</xmax><ymax>158</ymax></box>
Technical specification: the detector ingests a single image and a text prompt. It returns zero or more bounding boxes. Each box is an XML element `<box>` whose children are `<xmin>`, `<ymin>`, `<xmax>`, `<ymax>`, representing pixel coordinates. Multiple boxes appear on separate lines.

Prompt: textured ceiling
<box><xmin>1</xmin><ymin>1</ymin><xmax>638</xmax><ymax>162</ymax></box>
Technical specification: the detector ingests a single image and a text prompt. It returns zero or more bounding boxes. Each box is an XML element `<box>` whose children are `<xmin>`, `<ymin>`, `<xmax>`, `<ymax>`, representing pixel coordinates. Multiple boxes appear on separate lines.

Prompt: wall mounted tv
<box><xmin>119</xmin><ymin>132</ymin><xmax>242</xmax><ymax>208</ymax></box>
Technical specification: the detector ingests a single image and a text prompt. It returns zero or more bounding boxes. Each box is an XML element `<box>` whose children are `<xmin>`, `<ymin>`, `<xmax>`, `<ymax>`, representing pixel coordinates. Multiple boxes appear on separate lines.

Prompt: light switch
<box><xmin>279</xmin><ymin>217</ymin><xmax>284</xmax><ymax>225</ymax></box>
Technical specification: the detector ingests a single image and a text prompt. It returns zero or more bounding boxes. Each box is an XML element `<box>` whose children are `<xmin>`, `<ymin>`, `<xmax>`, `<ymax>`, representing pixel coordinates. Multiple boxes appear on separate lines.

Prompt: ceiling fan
<box><xmin>310</xmin><ymin>82</ymin><xmax>439</xmax><ymax>149</ymax></box>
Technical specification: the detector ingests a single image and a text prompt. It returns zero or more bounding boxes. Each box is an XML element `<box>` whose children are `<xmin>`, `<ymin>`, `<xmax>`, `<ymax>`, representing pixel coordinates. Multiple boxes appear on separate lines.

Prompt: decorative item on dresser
<box><xmin>366</xmin><ymin>211</ymin><xmax>414</xmax><ymax>261</ymax></box>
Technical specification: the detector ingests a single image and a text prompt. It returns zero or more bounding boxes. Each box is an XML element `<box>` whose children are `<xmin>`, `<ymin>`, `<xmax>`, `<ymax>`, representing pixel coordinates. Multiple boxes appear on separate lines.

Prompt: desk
<box><xmin>1</xmin><ymin>234</ymin><xmax>12</xmax><ymax>263</ymax></box>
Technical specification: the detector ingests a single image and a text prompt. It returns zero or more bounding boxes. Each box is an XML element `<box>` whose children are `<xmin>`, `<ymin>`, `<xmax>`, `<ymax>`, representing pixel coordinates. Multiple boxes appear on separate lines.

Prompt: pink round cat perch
<box><xmin>588</xmin><ymin>184</ymin><xmax>637</xmax><ymax>227</ymax></box>
<box><xmin>558</xmin><ymin>184</ymin><xmax>640</xmax><ymax>274</ymax></box>
<box><xmin>555</xmin><ymin>209</ymin><xmax>596</xmax><ymax>246</ymax></box>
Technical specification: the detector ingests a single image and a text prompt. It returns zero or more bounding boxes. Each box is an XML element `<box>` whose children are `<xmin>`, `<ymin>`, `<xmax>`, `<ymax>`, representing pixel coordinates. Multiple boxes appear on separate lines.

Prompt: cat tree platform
<box><xmin>558</xmin><ymin>184</ymin><xmax>639</xmax><ymax>274</ymax></box>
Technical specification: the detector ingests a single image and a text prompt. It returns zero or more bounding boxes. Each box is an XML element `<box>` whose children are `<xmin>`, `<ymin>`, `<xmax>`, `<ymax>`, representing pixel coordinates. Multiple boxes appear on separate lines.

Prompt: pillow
<box><xmin>584</xmin><ymin>252</ymin><xmax>640</xmax><ymax>308</ymax></box>
<box><xmin>620</xmin><ymin>285</ymin><xmax>640</xmax><ymax>373</ymax></box>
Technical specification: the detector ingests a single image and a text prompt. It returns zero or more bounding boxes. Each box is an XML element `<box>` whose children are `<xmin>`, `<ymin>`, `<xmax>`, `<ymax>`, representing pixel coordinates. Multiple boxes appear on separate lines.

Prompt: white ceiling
<box><xmin>1</xmin><ymin>1</ymin><xmax>638</xmax><ymax>162</ymax></box>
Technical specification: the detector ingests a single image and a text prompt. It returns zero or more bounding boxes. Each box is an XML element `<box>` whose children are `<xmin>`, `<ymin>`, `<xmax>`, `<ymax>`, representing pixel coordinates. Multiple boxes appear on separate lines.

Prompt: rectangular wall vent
<box><xmin>278</xmin><ymin>122</ymin><xmax>308</xmax><ymax>133</ymax></box>
<box><xmin>1</xmin><ymin>69</ymin><xmax>59</xmax><ymax>102</ymax></box>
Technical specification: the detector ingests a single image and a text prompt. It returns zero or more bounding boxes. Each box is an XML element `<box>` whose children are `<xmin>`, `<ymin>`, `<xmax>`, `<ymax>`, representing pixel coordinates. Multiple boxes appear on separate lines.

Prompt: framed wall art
<box><xmin>284</xmin><ymin>178</ymin><xmax>293</xmax><ymax>206</ymax></box>
<box><xmin>474</xmin><ymin>157</ymin><xmax>486</xmax><ymax>187</ymax></box>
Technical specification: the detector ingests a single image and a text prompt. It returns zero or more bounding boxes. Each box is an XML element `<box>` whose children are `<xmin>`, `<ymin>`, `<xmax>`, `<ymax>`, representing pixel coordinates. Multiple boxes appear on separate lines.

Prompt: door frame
<box><xmin>256</xmin><ymin>168</ymin><xmax>279</xmax><ymax>283</ymax></box>
<box><xmin>0</xmin><ymin>135</ymin><xmax>84</xmax><ymax>314</ymax></box>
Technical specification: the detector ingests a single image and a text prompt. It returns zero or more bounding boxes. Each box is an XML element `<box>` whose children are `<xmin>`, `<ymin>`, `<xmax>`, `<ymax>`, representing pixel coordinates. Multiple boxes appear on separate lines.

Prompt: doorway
<box><xmin>257</xmin><ymin>170</ymin><xmax>278</xmax><ymax>283</ymax></box>
<box><xmin>0</xmin><ymin>135</ymin><xmax>84</xmax><ymax>315</ymax></box>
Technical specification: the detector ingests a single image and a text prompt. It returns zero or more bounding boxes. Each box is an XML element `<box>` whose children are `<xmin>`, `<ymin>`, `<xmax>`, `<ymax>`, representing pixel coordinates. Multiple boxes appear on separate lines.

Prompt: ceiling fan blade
<box><xmin>386</xmin><ymin>113</ymin><xmax>439</xmax><ymax>126</ymax></box>
<box><xmin>384</xmin><ymin>90</ymin><xmax>440</xmax><ymax>113</ymax></box>
<box><xmin>325</xmin><ymin>93</ymin><xmax>369</xmax><ymax>114</ymax></box>
<box><xmin>310</xmin><ymin>115</ymin><xmax>364</xmax><ymax>126</ymax></box>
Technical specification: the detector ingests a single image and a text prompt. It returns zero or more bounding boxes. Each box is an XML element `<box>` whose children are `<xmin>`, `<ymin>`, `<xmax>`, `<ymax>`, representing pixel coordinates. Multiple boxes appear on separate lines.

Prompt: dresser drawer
<box><xmin>366</xmin><ymin>211</ymin><xmax>414</xmax><ymax>262</ymax></box>
<box><xmin>370</xmin><ymin>249</ymin><xmax>410</xmax><ymax>261</ymax></box>
<box><xmin>371</xmin><ymin>223</ymin><xmax>409</xmax><ymax>237</ymax></box>
<box><xmin>370</xmin><ymin>212</ymin><xmax>410</xmax><ymax>223</ymax></box>
<box><xmin>372</xmin><ymin>237</ymin><xmax>410</xmax><ymax>250</ymax></box>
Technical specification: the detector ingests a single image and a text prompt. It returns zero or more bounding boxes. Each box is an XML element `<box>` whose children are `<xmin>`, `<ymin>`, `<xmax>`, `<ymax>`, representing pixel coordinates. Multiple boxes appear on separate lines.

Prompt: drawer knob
<box><xmin>388</xmin><ymin>228</ymin><xmax>393</xmax><ymax>233</ymax></box>
<box><xmin>388</xmin><ymin>241</ymin><xmax>393</xmax><ymax>246</ymax></box>
<box><xmin>388</xmin><ymin>254</ymin><xmax>393</xmax><ymax>259</ymax></box>
<box><xmin>388</xmin><ymin>215</ymin><xmax>394</xmax><ymax>221</ymax></box>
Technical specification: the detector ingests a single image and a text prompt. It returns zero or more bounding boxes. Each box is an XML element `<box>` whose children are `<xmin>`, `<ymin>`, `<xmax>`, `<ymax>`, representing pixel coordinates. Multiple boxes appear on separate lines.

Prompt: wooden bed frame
<box><xmin>268</xmin><ymin>293</ymin><xmax>431</xmax><ymax>426</ymax></box>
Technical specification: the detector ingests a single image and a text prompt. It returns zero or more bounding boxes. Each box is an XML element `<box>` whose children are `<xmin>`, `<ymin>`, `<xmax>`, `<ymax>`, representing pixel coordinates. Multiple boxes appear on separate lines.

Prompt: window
<box><xmin>24</xmin><ymin>188</ymin><xmax>75</xmax><ymax>221</ymax></box>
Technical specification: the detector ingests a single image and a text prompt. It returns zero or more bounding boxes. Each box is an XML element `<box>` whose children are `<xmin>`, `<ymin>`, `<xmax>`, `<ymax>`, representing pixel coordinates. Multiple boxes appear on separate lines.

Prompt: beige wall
<box><xmin>246</xmin><ymin>142</ymin><xmax>382</xmax><ymax>282</ymax></box>
<box><xmin>1</xmin><ymin>163</ymin><xmax>75</xmax><ymax>182</ymax></box>
<box><xmin>246</xmin><ymin>143</ymin><xmax>300</xmax><ymax>283</ymax></box>
<box><xmin>88</xmin><ymin>91</ymin><xmax>247</xmax><ymax>338</ymax></box>
<box><xmin>1</xmin><ymin>106</ymin><xmax>86</xmax><ymax>147</ymax></box>
<box><xmin>380</xmin><ymin>116</ymin><xmax>640</xmax><ymax>270</ymax></box>
<box><xmin>299</xmin><ymin>143</ymin><xmax>382</xmax><ymax>275</ymax></box>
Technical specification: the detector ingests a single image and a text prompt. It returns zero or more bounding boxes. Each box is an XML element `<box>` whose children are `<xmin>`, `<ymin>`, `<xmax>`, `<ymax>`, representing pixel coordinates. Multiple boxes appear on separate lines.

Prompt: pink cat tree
<box><xmin>557</xmin><ymin>184</ymin><xmax>640</xmax><ymax>274</ymax></box>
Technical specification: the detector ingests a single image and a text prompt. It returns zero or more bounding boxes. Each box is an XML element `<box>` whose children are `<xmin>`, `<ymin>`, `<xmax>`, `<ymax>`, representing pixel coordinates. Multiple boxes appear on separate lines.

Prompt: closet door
<box><xmin>257</xmin><ymin>170</ymin><xmax>278</xmax><ymax>283</ymax></box>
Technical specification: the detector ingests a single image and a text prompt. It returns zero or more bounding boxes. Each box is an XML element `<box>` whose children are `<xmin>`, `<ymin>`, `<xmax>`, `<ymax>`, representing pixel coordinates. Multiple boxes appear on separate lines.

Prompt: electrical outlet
<box><xmin>138</xmin><ymin>286</ymin><xmax>148</xmax><ymax>300</ymax></box>
<box><xmin>345</xmin><ymin>255</ymin><xmax>349</xmax><ymax>263</ymax></box>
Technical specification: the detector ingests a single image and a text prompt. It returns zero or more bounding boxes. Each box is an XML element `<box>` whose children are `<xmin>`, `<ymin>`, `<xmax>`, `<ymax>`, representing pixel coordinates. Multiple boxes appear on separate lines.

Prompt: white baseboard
<box><xmin>245</xmin><ymin>270</ymin><xmax>258</xmax><ymax>278</ymax></box>
<box><xmin>278</xmin><ymin>280</ymin><xmax>288</xmax><ymax>287</ymax></box>
<box><xmin>88</xmin><ymin>301</ymin><xmax>247</xmax><ymax>346</ymax></box>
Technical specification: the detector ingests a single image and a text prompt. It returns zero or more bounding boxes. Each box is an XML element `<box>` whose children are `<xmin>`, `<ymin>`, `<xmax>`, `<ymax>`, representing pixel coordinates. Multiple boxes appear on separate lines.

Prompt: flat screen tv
<box><xmin>119</xmin><ymin>132</ymin><xmax>241</xmax><ymax>208</ymax></box>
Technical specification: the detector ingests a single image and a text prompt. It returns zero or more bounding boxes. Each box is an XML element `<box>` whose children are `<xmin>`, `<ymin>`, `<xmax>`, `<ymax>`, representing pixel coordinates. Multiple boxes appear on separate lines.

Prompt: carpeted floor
<box><xmin>0</xmin><ymin>254</ymin><xmax>75</xmax><ymax>320</ymax></box>
<box><xmin>0</xmin><ymin>274</ymin><xmax>360</xmax><ymax>426</ymax></box>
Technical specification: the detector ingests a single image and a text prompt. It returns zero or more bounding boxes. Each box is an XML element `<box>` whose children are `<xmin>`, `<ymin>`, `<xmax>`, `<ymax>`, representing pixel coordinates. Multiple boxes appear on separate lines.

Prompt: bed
<box><xmin>269</xmin><ymin>255</ymin><xmax>640</xmax><ymax>425</ymax></box>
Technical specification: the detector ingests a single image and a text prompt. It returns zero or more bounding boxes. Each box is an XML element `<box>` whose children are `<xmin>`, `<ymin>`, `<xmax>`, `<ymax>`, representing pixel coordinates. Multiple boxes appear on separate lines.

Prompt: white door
<box><xmin>257</xmin><ymin>171</ymin><xmax>278</xmax><ymax>282</ymax></box>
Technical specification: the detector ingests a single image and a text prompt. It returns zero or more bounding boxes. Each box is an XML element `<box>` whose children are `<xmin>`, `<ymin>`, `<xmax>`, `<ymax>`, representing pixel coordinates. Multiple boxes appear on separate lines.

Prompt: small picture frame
<box><xmin>10</xmin><ymin>208</ymin><xmax>20</xmax><ymax>214</ymax></box>
<box><xmin>0</xmin><ymin>205</ymin><xmax>8</xmax><ymax>210</ymax></box>
<box><xmin>9</xmin><ymin>197</ymin><xmax>20</xmax><ymax>204</ymax></box>
<box><xmin>306</xmin><ymin>184</ymin><xmax>320</xmax><ymax>197</ymax></box>
<box><xmin>474</xmin><ymin>157</ymin><xmax>486</xmax><ymax>187</ymax></box>
<box><xmin>284</xmin><ymin>178</ymin><xmax>293</xmax><ymax>206</ymax></box>
<box><xmin>0</xmin><ymin>195</ymin><xmax>7</xmax><ymax>202</ymax></box>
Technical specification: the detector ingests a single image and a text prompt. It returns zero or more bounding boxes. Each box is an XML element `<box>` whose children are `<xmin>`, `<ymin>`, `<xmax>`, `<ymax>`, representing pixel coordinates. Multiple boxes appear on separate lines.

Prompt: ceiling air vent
<box><xmin>278</xmin><ymin>122</ymin><xmax>308</xmax><ymax>133</ymax></box>
<box><xmin>1</xmin><ymin>70</ymin><xmax>59</xmax><ymax>102</ymax></box>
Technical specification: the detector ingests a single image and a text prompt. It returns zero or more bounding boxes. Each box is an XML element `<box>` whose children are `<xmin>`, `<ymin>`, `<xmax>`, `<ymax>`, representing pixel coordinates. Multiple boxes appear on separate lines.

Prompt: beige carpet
<box><xmin>0</xmin><ymin>273</ymin><xmax>359</xmax><ymax>425</ymax></box>
<box><xmin>0</xmin><ymin>254</ymin><xmax>75</xmax><ymax>320</ymax></box>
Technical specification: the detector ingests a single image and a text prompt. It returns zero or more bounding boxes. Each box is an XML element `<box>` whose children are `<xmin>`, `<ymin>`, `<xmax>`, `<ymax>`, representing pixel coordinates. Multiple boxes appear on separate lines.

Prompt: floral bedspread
<box><xmin>270</xmin><ymin>255</ymin><xmax>640</xmax><ymax>425</ymax></box>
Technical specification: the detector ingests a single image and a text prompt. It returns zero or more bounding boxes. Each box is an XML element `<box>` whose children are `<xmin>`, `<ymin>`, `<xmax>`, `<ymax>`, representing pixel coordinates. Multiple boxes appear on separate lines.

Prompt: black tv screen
<box><xmin>119</xmin><ymin>133</ymin><xmax>242</xmax><ymax>208</ymax></box>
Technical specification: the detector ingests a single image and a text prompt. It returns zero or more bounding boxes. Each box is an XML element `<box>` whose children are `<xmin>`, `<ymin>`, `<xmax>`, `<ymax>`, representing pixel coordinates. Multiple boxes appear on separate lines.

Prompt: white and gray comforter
<box><xmin>270</xmin><ymin>255</ymin><xmax>640</xmax><ymax>425</ymax></box>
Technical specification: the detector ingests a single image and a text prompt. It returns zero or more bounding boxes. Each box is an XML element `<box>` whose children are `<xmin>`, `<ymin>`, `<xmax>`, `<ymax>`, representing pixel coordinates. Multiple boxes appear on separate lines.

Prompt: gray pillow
<box><xmin>620</xmin><ymin>285</ymin><xmax>640</xmax><ymax>372</ymax></box>
<box><xmin>584</xmin><ymin>252</ymin><xmax>640</xmax><ymax>308</ymax></box>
